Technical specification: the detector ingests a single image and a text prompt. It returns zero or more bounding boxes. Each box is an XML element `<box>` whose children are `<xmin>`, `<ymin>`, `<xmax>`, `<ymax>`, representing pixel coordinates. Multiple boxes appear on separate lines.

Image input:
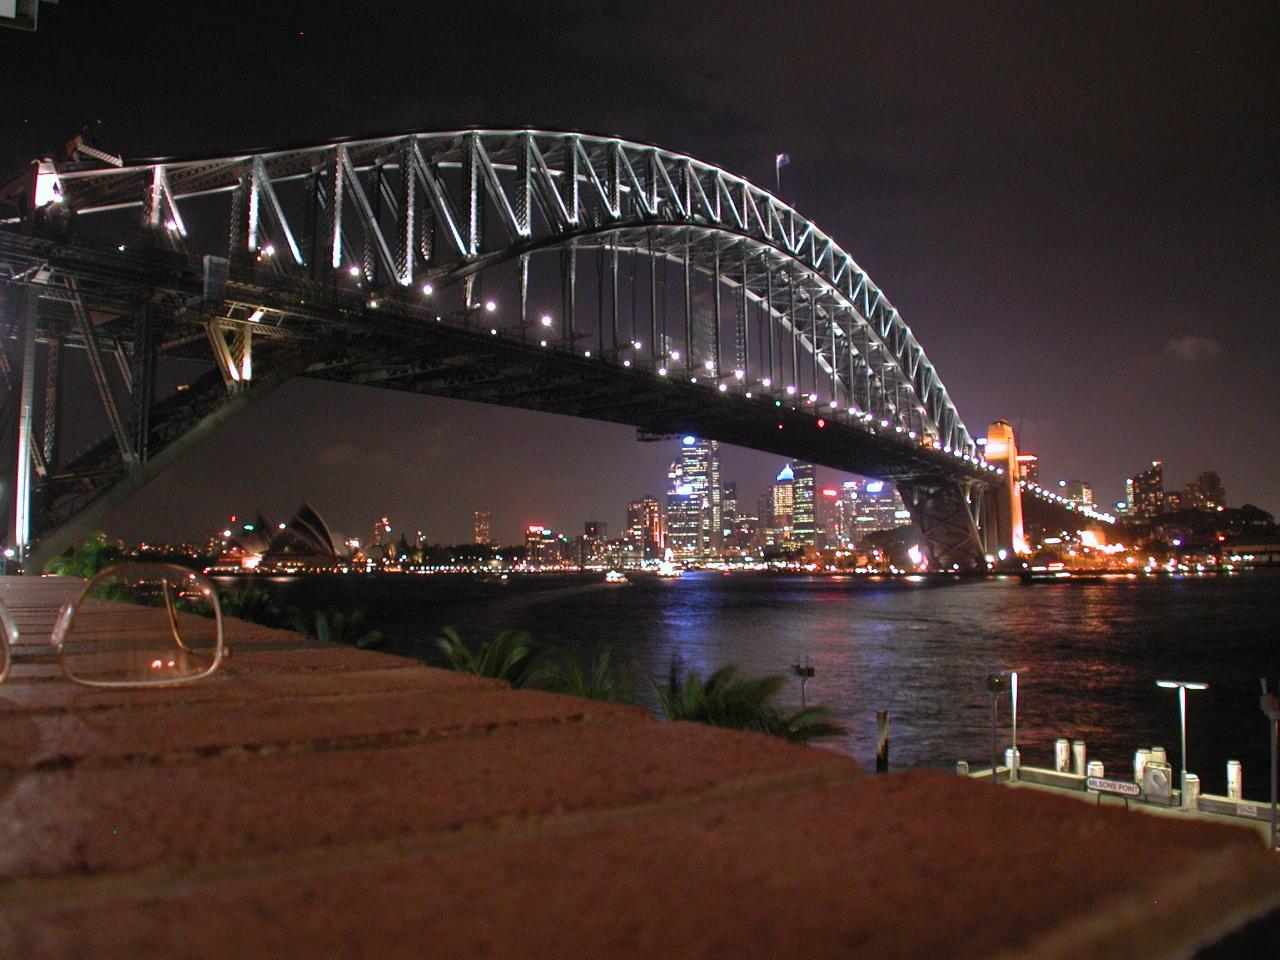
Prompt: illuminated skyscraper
<box><xmin>1062</xmin><ymin>480</ymin><xmax>1094</xmax><ymax>507</ymax></box>
<box><xmin>473</xmin><ymin>511</ymin><xmax>491</xmax><ymax>545</ymax></box>
<box><xmin>664</xmin><ymin>486</ymin><xmax>701</xmax><ymax>559</ymax></box>
<box><xmin>721</xmin><ymin>481</ymin><xmax>738</xmax><ymax>542</ymax></box>
<box><xmin>665</xmin><ymin>437</ymin><xmax>721</xmax><ymax>558</ymax></box>
<box><xmin>1016</xmin><ymin>454</ymin><xmax>1039</xmax><ymax>486</ymax></box>
<box><xmin>582</xmin><ymin>522</ymin><xmax>608</xmax><ymax>565</ymax></box>
<box><xmin>1130</xmin><ymin>460</ymin><xmax>1164</xmax><ymax>519</ymax></box>
<box><xmin>1183</xmin><ymin>471</ymin><xmax>1225</xmax><ymax>511</ymax></box>
<box><xmin>791</xmin><ymin>462</ymin><xmax>816</xmax><ymax>548</ymax></box>
<box><xmin>845</xmin><ymin>479</ymin><xmax>911</xmax><ymax>544</ymax></box>
<box><xmin>767</xmin><ymin>462</ymin><xmax>795</xmax><ymax>546</ymax></box>
<box><xmin>626</xmin><ymin>498</ymin><xmax>664</xmax><ymax>559</ymax></box>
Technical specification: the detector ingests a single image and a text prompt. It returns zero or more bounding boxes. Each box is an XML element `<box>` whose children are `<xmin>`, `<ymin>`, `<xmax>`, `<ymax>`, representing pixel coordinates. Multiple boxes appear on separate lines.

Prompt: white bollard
<box><xmin>1150</xmin><ymin>745</ymin><xmax>1167</xmax><ymax>765</ymax></box>
<box><xmin>1055</xmin><ymin>738</ymin><xmax>1072</xmax><ymax>773</ymax></box>
<box><xmin>1134</xmin><ymin>748</ymin><xmax>1152</xmax><ymax>784</ymax></box>
<box><xmin>956</xmin><ymin>760</ymin><xmax>970</xmax><ymax>776</ymax></box>
<box><xmin>1072</xmin><ymin>739</ymin><xmax>1087</xmax><ymax>776</ymax></box>
<box><xmin>1227</xmin><ymin>760</ymin><xmax>1243</xmax><ymax>801</ymax></box>
<box><xmin>1183</xmin><ymin>773</ymin><xmax>1201</xmax><ymax>809</ymax></box>
<box><xmin>1005</xmin><ymin>748</ymin><xmax>1020</xmax><ymax>778</ymax></box>
<box><xmin>1087</xmin><ymin>760</ymin><xmax>1105</xmax><ymax>778</ymax></box>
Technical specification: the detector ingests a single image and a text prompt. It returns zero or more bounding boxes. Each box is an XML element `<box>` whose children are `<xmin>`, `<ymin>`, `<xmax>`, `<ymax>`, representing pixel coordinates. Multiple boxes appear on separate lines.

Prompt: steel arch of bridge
<box><xmin>36</xmin><ymin>130</ymin><xmax>975</xmax><ymax>456</ymax></box>
<box><xmin>2</xmin><ymin>129</ymin><xmax>1002</xmax><ymax>569</ymax></box>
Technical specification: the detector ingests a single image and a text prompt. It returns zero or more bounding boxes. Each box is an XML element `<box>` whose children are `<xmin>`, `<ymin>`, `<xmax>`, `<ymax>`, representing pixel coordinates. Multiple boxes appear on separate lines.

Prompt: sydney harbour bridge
<box><xmin>0</xmin><ymin>129</ymin><xmax>1106</xmax><ymax>571</ymax></box>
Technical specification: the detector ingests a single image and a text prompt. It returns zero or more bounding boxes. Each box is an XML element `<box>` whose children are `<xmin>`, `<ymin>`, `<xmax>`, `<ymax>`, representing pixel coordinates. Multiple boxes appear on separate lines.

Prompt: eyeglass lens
<box><xmin>58</xmin><ymin>566</ymin><xmax>221</xmax><ymax>685</ymax></box>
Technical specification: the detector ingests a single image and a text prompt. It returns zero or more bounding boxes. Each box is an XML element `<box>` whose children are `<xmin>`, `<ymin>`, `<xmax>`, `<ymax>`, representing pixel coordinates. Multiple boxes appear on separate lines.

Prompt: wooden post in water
<box><xmin>875</xmin><ymin>710</ymin><xmax>889</xmax><ymax>773</ymax></box>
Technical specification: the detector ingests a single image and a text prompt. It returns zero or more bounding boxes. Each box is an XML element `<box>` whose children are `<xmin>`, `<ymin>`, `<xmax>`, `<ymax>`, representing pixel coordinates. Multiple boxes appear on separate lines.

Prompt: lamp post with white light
<box><xmin>1156</xmin><ymin>679</ymin><xmax>1208</xmax><ymax>807</ymax></box>
<box><xmin>1010</xmin><ymin>670</ymin><xmax>1021</xmax><ymax>780</ymax></box>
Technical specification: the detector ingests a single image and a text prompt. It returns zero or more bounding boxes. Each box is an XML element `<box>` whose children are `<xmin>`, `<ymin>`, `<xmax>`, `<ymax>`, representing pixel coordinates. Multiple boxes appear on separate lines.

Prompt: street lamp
<box><xmin>1156</xmin><ymin>679</ymin><xmax>1208</xmax><ymax>807</ymax></box>
<box><xmin>1010</xmin><ymin>670</ymin><xmax>1021</xmax><ymax>780</ymax></box>
<box><xmin>791</xmin><ymin>654</ymin><xmax>815</xmax><ymax>709</ymax></box>
<box><xmin>986</xmin><ymin>673</ymin><xmax>1006</xmax><ymax>785</ymax></box>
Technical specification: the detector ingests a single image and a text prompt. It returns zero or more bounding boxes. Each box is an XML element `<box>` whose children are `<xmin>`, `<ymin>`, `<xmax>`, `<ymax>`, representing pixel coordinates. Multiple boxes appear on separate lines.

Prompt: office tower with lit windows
<box><xmin>1062</xmin><ymin>480</ymin><xmax>1094</xmax><ymax>507</ymax></box>
<box><xmin>1130</xmin><ymin>461</ymin><xmax>1165</xmax><ymax>519</ymax></box>
<box><xmin>664</xmin><ymin>486</ymin><xmax>701</xmax><ymax>559</ymax></box>
<box><xmin>819</xmin><ymin>485</ymin><xmax>844</xmax><ymax>548</ymax></box>
<box><xmin>582</xmin><ymin>522</ymin><xmax>608</xmax><ymax>565</ymax></box>
<box><xmin>626</xmin><ymin>498</ymin><xmax>664</xmax><ymax>559</ymax></box>
<box><xmin>473</xmin><ymin>511</ymin><xmax>491</xmax><ymax>545</ymax></box>
<box><xmin>1183</xmin><ymin>471</ymin><xmax>1226</xmax><ymax>511</ymax></box>
<box><xmin>845</xmin><ymin>479</ymin><xmax>912</xmax><ymax>545</ymax></box>
<box><xmin>1016</xmin><ymin>454</ymin><xmax>1039</xmax><ymax>486</ymax></box>
<box><xmin>372</xmin><ymin>516</ymin><xmax>392</xmax><ymax>545</ymax></box>
<box><xmin>665</xmin><ymin>437</ymin><xmax>721</xmax><ymax>557</ymax></box>
<box><xmin>524</xmin><ymin>524</ymin><xmax>567</xmax><ymax>566</ymax></box>
<box><xmin>721</xmin><ymin>481</ymin><xmax>738</xmax><ymax>541</ymax></box>
<box><xmin>767</xmin><ymin>463</ymin><xmax>795</xmax><ymax>546</ymax></box>
<box><xmin>791</xmin><ymin>462</ymin><xmax>817</xmax><ymax>547</ymax></box>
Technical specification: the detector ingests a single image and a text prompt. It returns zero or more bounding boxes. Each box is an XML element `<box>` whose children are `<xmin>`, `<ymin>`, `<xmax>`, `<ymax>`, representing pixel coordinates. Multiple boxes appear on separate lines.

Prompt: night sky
<box><xmin>3</xmin><ymin>2</ymin><xmax>1276</xmax><ymax>546</ymax></box>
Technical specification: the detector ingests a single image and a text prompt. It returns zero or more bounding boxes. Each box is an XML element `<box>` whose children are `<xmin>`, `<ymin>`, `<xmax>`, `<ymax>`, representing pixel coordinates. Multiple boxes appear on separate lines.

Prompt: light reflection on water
<box><xmin>260</xmin><ymin>570</ymin><xmax>1280</xmax><ymax>797</ymax></box>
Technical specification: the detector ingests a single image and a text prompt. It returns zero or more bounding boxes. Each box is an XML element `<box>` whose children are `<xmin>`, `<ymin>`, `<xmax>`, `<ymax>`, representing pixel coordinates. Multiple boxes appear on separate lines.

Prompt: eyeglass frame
<box><xmin>0</xmin><ymin>561</ymin><xmax>226</xmax><ymax>689</ymax></box>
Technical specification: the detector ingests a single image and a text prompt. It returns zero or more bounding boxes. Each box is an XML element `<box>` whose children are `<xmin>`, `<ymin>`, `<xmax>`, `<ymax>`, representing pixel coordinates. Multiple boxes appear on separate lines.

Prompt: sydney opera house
<box><xmin>211</xmin><ymin>504</ymin><xmax>348</xmax><ymax>573</ymax></box>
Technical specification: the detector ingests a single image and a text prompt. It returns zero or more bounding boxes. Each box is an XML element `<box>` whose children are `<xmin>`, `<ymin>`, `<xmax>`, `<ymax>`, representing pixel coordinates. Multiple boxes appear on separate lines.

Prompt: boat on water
<box><xmin>655</xmin><ymin>548</ymin><xmax>684</xmax><ymax>579</ymax></box>
<box><xmin>604</xmin><ymin>570</ymin><xmax>629</xmax><ymax>584</ymax></box>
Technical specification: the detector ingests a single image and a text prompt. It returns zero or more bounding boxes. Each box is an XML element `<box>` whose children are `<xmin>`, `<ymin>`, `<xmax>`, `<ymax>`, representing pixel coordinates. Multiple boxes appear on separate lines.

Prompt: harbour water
<box><xmin>251</xmin><ymin>570</ymin><xmax>1280</xmax><ymax>798</ymax></box>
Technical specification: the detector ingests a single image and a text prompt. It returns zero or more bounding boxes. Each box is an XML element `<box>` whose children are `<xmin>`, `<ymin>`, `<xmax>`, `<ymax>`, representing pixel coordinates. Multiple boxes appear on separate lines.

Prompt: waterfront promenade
<box><xmin>0</xmin><ymin>575</ymin><xmax>1277</xmax><ymax>959</ymax></box>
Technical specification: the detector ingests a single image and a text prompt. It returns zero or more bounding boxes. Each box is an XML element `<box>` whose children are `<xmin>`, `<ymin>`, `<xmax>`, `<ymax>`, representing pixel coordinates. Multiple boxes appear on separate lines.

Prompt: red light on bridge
<box><xmin>817</xmin><ymin>418</ymin><xmax>826</xmax><ymax>428</ymax></box>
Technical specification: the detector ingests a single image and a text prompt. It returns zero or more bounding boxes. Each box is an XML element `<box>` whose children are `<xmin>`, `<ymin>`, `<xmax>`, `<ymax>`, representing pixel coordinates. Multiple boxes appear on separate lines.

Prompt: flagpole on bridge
<box><xmin>774</xmin><ymin>152</ymin><xmax>790</xmax><ymax>195</ymax></box>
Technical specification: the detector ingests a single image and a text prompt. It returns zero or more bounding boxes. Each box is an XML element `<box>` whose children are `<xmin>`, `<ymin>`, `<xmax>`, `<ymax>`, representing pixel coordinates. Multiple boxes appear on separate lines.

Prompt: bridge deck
<box><xmin>0</xmin><ymin>575</ymin><xmax>1276</xmax><ymax>958</ymax></box>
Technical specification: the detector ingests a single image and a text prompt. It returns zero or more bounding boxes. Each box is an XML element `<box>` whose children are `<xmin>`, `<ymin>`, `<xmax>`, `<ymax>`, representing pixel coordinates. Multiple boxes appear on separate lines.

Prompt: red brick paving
<box><xmin>0</xmin><ymin>575</ymin><xmax>1276</xmax><ymax>959</ymax></box>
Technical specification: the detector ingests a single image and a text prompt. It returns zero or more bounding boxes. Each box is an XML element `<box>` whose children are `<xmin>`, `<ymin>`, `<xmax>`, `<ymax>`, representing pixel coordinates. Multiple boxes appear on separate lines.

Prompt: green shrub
<box><xmin>295</xmin><ymin>609</ymin><xmax>383</xmax><ymax>649</ymax></box>
<box><xmin>543</xmin><ymin>649</ymin><xmax>637</xmax><ymax>704</ymax></box>
<box><xmin>435</xmin><ymin>626</ymin><xmax>546</xmax><ymax>687</ymax></box>
<box><xmin>218</xmin><ymin>584</ymin><xmax>280</xmax><ymax>627</ymax></box>
<box><xmin>657</xmin><ymin>663</ymin><xmax>845</xmax><ymax>743</ymax></box>
<box><xmin>43</xmin><ymin>532</ymin><xmax>123</xmax><ymax>578</ymax></box>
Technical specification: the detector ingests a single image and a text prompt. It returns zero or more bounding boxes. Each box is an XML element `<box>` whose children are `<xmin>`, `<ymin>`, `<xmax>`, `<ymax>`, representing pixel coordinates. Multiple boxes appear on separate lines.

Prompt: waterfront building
<box><xmin>1130</xmin><ymin>460</ymin><xmax>1165</xmax><ymax>519</ymax></box>
<box><xmin>722</xmin><ymin>512</ymin><xmax>759</xmax><ymax>555</ymax></box>
<box><xmin>791</xmin><ymin>462</ymin><xmax>817</xmax><ymax>548</ymax></box>
<box><xmin>1062</xmin><ymin>480</ymin><xmax>1094</xmax><ymax>507</ymax></box>
<box><xmin>664</xmin><ymin>486</ymin><xmax>702</xmax><ymax>559</ymax></box>
<box><xmin>1183</xmin><ymin>471</ymin><xmax>1226</xmax><ymax>511</ymax></box>
<box><xmin>665</xmin><ymin>437</ymin><xmax>721</xmax><ymax>558</ymax></box>
<box><xmin>1119</xmin><ymin>478</ymin><xmax>1136</xmax><ymax>517</ymax></box>
<box><xmin>721</xmin><ymin>481</ymin><xmax>738</xmax><ymax>542</ymax></box>
<box><xmin>582</xmin><ymin>522</ymin><xmax>608</xmax><ymax>566</ymax></box>
<box><xmin>767</xmin><ymin>463</ymin><xmax>795</xmax><ymax>546</ymax></box>
<box><xmin>1016</xmin><ymin>453</ymin><xmax>1040</xmax><ymax>486</ymax></box>
<box><xmin>626</xmin><ymin>498</ymin><xmax>664</xmax><ymax>559</ymax></box>
<box><xmin>819</xmin><ymin>486</ymin><xmax>843</xmax><ymax>549</ymax></box>
<box><xmin>214</xmin><ymin>504</ymin><xmax>344</xmax><ymax>572</ymax></box>
<box><xmin>524</xmin><ymin>524</ymin><xmax>568</xmax><ymax>566</ymax></box>
<box><xmin>473</xmin><ymin>511</ymin><xmax>491</xmax><ymax>545</ymax></box>
<box><xmin>844</xmin><ymin>479</ymin><xmax>912</xmax><ymax>545</ymax></box>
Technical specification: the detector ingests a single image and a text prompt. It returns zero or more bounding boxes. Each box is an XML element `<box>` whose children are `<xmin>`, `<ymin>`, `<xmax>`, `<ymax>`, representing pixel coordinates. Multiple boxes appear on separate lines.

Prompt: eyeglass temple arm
<box><xmin>162</xmin><ymin>581</ymin><xmax>196</xmax><ymax>653</ymax></box>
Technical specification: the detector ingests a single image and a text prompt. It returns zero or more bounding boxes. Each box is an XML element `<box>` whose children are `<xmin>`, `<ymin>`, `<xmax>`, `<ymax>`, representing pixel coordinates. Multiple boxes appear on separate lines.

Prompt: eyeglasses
<box><xmin>0</xmin><ymin>562</ymin><xmax>225</xmax><ymax>688</ymax></box>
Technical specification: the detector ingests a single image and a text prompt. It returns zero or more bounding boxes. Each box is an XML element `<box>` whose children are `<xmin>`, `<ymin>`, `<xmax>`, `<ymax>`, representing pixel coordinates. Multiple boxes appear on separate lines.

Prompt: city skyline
<box><xmin>3</xmin><ymin>4</ymin><xmax>1275</xmax><ymax>548</ymax></box>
